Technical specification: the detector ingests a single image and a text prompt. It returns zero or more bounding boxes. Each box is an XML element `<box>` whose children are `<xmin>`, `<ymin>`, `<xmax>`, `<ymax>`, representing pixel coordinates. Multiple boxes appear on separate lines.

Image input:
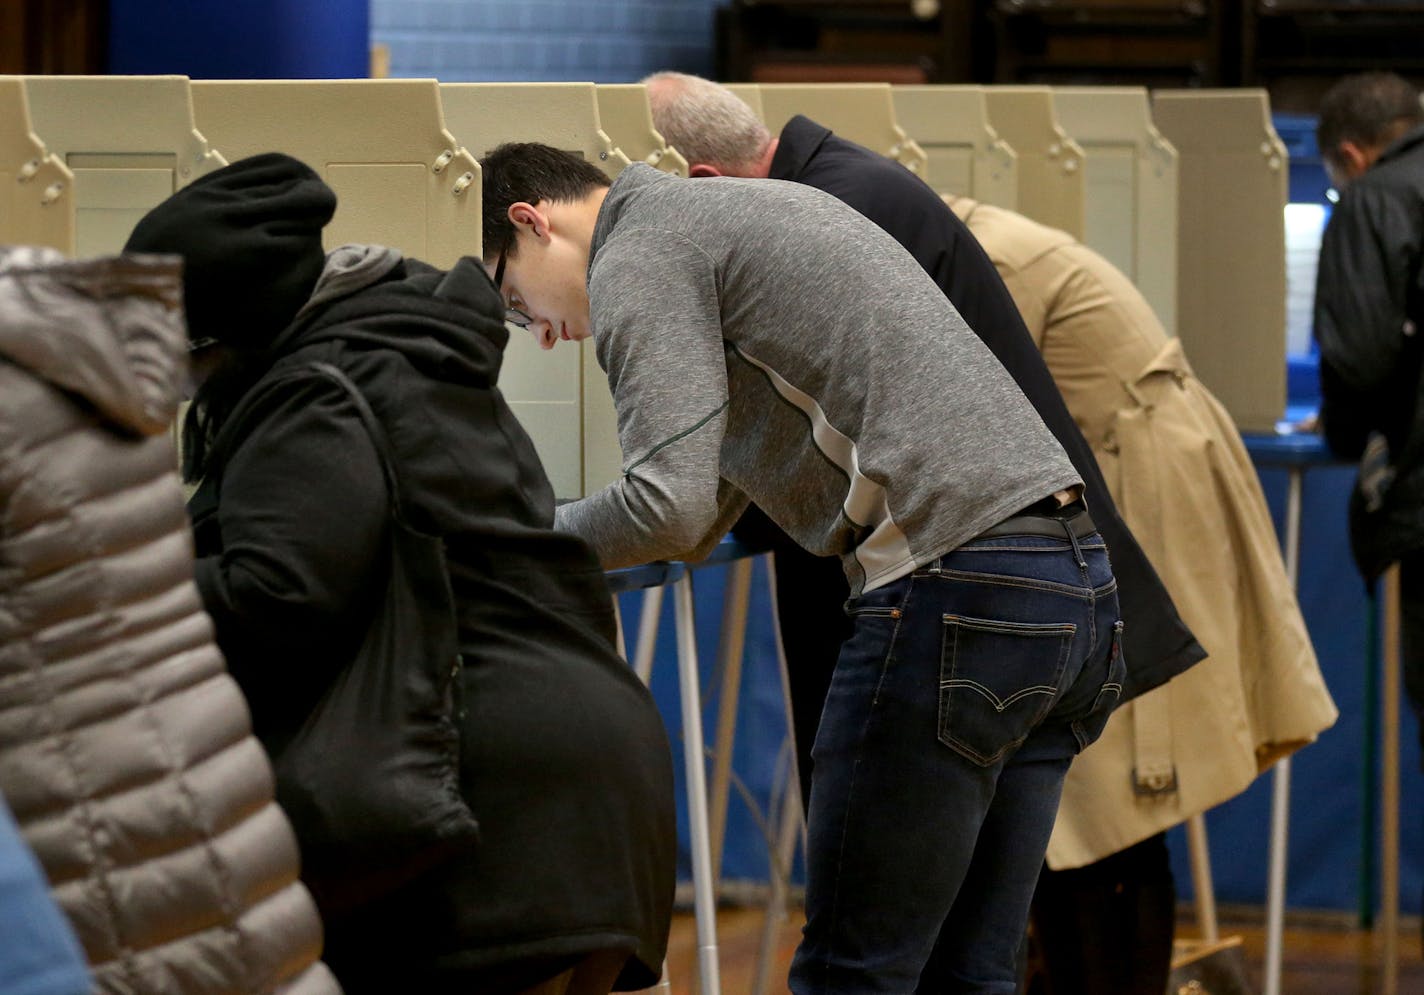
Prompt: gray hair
<box><xmin>643</xmin><ymin>71</ymin><xmax>771</xmax><ymax>175</ymax></box>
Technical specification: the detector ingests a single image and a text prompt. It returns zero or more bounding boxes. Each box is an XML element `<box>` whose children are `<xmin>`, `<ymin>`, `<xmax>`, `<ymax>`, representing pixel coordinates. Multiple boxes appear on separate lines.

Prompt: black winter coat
<box><xmin>1315</xmin><ymin>124</ymin><xmax>1424</xmax><ymax>581</ymax></box>
<box><xmin>188</xmin><ymin>252</ymin><xmax>675</xmax><ymax>992</ymax></box>
<box><xmin>751</xmin><ymin>116</ymin><xmax>1204</xmax><ymax>700</ymax></box>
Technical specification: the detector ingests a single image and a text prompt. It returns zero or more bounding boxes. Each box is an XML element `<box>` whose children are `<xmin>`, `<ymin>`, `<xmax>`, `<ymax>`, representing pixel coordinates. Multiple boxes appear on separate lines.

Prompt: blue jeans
<box><xmin>789</xmin><ymin>526</ymin><xmax>1126</xmax><ymax>995</ymax></box>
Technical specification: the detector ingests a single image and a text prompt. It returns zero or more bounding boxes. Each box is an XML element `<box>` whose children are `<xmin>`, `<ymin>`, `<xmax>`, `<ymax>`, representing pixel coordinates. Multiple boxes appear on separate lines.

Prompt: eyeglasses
<box><xmin>492</xmin><ymin>236</ymin><xmax>534</xmax><ymax>329</ymax></box>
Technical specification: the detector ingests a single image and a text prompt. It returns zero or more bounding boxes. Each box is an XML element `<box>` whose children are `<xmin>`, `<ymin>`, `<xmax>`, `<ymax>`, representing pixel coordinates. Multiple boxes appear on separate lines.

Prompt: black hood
<box><xmin>282</xmin><ymin>252</ymin><xmax>511</xmax><ymax>389</ymax></box>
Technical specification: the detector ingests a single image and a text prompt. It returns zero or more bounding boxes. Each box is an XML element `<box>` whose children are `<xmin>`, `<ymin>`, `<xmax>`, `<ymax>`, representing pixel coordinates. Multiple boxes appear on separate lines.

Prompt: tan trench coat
<box><xmin>948</xmin><ymin>198</ymin><xmax>1339</xmax><ymax>868</ymax></box>
<box><xmin>0</xmin><ymin>247</ymin><xmax>339</xmax><ymax>993</ymax></box>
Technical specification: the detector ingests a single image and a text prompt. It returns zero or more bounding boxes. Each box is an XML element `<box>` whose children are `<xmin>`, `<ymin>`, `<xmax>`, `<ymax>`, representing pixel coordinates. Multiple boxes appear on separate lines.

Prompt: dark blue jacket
<box><xmin>763</xmin><ymin>115</ymin><xmax>1205</xmax><ymax>699</ymax></box>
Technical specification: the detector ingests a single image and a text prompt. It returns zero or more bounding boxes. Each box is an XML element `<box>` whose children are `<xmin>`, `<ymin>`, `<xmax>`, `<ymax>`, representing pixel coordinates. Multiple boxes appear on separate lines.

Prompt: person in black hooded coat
<box><xmin>124</xmin><ymin>152</ymin><xmax>676</xmax><ymax>995</ymax></box>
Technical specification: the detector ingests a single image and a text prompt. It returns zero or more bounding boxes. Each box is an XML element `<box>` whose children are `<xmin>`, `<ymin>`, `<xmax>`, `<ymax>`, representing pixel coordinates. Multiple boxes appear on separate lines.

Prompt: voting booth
<box><xmin>0</xmin><ymin>77</ymin><xmax>73</xmax><ymax>253</ymax></box>
<box><xmin>21</xmin><ymin>75</ymin><xmax>226</xmax><ymax>257</ymax></box>
<box><xmin>595</xmin><ymin>83</ymin><xmax>688</xmax><ymax>177</ymax></box>
<box><xmin>891</xmin><ymin>85</ymin><xmax>1017</xmax><ymax>208</ymax></box>
<box><xmin>190</xmin><ymin>79</ymin><xmax>479</xmax><ymax>269</ymax></box>
<box><xmin>982</xmin><ymin>86</ymin><xmax>1086</xmax><ymax>240</ymax></box>
<box><xmin>1153</xmin><ymin>89</ymin><xmax>1288</xmax><ymax>433</ymax></box>
<box><xmin>1054</xmin><ymin>86</ymin><xmax>1179</xmax><ymax>335</ymax></box>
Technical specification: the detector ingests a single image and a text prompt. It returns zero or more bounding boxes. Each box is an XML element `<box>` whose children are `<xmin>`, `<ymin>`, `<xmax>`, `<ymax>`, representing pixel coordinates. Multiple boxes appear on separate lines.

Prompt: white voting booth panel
<box><xmin>0</xmin><ymin>77</ymin><xmax>73</xmax><ymax>253</ymax></box>
<box><xmin>755</xmin><ymin>83</ymin><xmax>929</xmax><ymax>176</ymax></box>
<box><xmin>1054</xmin><ymin>86</ymin><xmax>1179</xmax><ymax>336</ymax></box>
<box><xmin>190</xmin><ymin>79</ymin><xmax>479</xmax><ymax>270</ymax></box>
<box><xmin>891</xmin><ymin>85</ymin><xmax>1017</xmax><ymax>208</ymax></box>
<box><xmin>440</xmin><ymin>83</ymin><xmax>631</xmax><ymax>501</ymax></box>
<box><xmin>21</xmin><ymin>75</ymin><xmax>226</xmax><ymax>257</ymax></box>
<box><xmin>982</xmin><ymin>86</ymin><xmax>1086</xmax><ymax>240</ymax></box>
<box><xmin>1153</xmin><ymin>89</ymin><xmax>1287</xmax><ymax>434</ymax></box>
<box><xmin>595</xmin><ymin>84</ymin><xmax>689</xmax><ymax>177</ymax></box>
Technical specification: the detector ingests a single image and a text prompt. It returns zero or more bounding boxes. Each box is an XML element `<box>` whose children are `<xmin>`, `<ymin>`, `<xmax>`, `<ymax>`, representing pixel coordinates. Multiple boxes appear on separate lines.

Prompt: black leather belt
<box><xmin>974</xmin><ymin>498</ymin><xmax>1096</xmax><ymax>542</ymax></box>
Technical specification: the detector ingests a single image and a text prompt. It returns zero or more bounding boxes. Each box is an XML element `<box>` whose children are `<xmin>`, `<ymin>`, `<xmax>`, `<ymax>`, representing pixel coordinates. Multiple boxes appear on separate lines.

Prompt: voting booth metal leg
<box><xmin>612</xmin><ymin>575</ymin><xmax>700</xmax><ymax>995</ymax></box>
<box><xmin>633</xmin><ymin>585</ymin><xmax>665</xmax><ymax>686</ymax></box>
<box><xmin>1186</xmin><ymin>814</ymin><xmax>1220</xmax><ymax>943</ymax></box>
<box><xmin>1382</xmin><ymin>563</ymin><xmax>1402</xmax><ymax>995</ymax></box>
<box><xmin>753</xmin><ymin>552</ymin><xmax>807</xmax><ymax>995</ymax></box>
<box><xmin>704</xmin><ymin>552</ymin><xmax>808</xmax><ymax>995</ymax></box>
<box><xmin>1263</xmin><ymin>466</ymin><xmax>1303</xmax><ymax>995</ymax></box>
<box><xmin>674</xmin><ymin>572</ymin><xmax>722</xmax><ymax>995</ymax></box>
<box><xmin>708</xmin><ymin>557</ymin><xmax>755</xmax><ymax>894</ymax></box>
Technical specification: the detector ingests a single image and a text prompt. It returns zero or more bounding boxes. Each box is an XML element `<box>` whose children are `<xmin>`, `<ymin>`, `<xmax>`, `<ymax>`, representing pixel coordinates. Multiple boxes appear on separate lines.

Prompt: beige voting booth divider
<box><xmin>1054</xmin><ymin>87</ymin><xmax>1179</xmax><ymax>336</ymax></box>
<box><xmin>982</xmin><ymin>86</ymin><xmax>1085</xmax><ymax>240</ymax></box>
<box><xmin>891</xmin><ymin>85</ymin><xmax>1017</xmax><ymax>208</ymax></box>
<box><xmin>21</xmin><ymin>75</ymin><xmax>226</xmax><ymax>258</ymax></box>
<box><xmin>596</xmin><ymin>84</ymin><xmax>689</xmax><ymax>176</ymax></box>
<box><xmin>1153</xmin><ymin>89</ymin><xmax>1287</xmax><ymax>433</ymax></box>
<box><xmin>440</xmin><ymin>82</ymin><xmax>631</xmax><ymax>500</ymax></box>
<box><xmin>0</xmin><ymin>77</ymin><xmax>73</xmax><ymax>253</ymax></box>
<box><xmin>190</xmin><ymin>79</ymin><xmax>479</xmax><ymax>270</ymax></box>
<box><xmin>756</xmin><ymin>83</ymin><xmax>929</xmax><ymax>176</ymax></box>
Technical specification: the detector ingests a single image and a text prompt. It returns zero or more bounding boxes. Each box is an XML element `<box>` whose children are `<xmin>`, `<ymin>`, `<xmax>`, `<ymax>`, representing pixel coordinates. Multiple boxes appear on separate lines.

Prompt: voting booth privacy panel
<box><xmin>11</xmin><ymin>75</ymin><xmax>227</xmax><ymax>259</ymax></box>
<box><xmin>190</xmin><ymin>79</ymin><xmax>481</xmax><ymax>272</ymax></box>
<box><xmin>981</xmin><ymin>86</ymin><xmax>1086</xmax><ymax>242</ymax></box>
<box><xmin>0</xmin><ymin>78</ymin><xmax>73</xmax><ymax>255</ymax></box>
<box><xmin>890</xmin><ymin>85</ymin><xmax>1017</xmax><ymax>210</ymax></box>
<box><xmin>1053</xmin><ymin>87</ymin><xmax>1179</xmax><ymax>337</ymax></box>
<box><xmin>1154</xmin><ymin>89</ymin><xmax>1289</xmax><ymax>435</ymax></box>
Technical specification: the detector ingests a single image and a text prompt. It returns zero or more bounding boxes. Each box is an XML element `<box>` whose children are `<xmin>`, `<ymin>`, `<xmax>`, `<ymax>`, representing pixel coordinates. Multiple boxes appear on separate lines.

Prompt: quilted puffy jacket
<box><xmin>0</xmin><ymin>246</ymin><xmax>340</xmax><ymax>995</ymax></box>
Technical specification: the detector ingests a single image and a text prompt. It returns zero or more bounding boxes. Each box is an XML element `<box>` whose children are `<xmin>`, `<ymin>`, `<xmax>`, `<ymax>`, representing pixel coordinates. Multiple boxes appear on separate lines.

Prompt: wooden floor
<box><xmin>657</xmin><ymin>904</ymin><xmax>1424</xmax><ymax>994</ymax></box>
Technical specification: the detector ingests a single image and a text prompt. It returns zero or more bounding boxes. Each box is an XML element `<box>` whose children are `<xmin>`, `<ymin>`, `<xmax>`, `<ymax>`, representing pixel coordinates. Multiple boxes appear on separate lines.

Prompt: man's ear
<box><xmin>1335</xmin><ymin>140</ymin><xmax>1374</xmax><ymax>180</ymax></box>
<box><xmin>688</xmin><ymin>163</ymin><xmax>724</xmax><ymax>178</ymax></box>
<box><xmin>507</xmin><ymin>201</ymin><xmax>551</xmax><ymax>239</ymax></box>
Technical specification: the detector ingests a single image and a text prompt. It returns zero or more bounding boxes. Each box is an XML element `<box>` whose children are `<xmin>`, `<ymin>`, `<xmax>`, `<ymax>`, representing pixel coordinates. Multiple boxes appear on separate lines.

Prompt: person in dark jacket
<box><xmin>123</xmin><ymin>153</ymin><xmax>677</xmax><ymax>995</ymax></box>
<box><xmin>1313</xmin><ymin>71</ymin><xmax>1424</xmax><ymax>940</ymax></box>
<box><xmin>1315</xmin><ymin>71</ymin><xmax>1424</xmax><ymax>713</ymax></box>
<box><xmin>646</xmin><ymin>71</ymin><xmax>1203</xmax><ymax>992</ymax></box>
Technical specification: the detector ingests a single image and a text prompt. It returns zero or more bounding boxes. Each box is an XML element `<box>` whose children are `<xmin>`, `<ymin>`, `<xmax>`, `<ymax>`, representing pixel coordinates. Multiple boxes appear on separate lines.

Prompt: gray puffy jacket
<box><xmin>0</xmin><ymin>247</ymin><xmax>340</xmax><ymax>995</ymax></box>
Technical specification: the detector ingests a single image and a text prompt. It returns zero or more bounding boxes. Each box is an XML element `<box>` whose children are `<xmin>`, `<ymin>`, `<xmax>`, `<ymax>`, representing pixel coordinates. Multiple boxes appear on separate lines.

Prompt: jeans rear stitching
<box><xmin>940</xmin><ymin>678</ymin><xmax>1058</xmax><ymax>710</ymax></box>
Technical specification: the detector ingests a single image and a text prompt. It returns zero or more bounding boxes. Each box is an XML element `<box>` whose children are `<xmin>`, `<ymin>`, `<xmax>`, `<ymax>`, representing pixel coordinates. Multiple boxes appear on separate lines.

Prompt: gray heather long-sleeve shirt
<box><xmin>556</xmin><ymin>164</ymin><xmax>1078</xmax><ymax>595</ymax></box>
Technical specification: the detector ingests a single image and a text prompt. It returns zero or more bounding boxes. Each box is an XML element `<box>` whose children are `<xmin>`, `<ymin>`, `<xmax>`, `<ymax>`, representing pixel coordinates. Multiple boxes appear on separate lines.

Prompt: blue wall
<box><xmin>109</xmin><ymin>0</ymin><xmax>370</xmax><ymax>78</ymax></box>
<box><xmin>371</xmin><ymin>0</ymin><xmax>723</xmax><ymax>82</ymax></box>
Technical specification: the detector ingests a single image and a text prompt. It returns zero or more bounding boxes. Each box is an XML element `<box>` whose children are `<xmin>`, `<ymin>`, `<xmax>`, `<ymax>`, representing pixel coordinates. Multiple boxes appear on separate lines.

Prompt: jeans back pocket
<box><xmin>938</xmin><ymin>615</ymin><xmax>1075</xmax><ymax>766</ymax></box>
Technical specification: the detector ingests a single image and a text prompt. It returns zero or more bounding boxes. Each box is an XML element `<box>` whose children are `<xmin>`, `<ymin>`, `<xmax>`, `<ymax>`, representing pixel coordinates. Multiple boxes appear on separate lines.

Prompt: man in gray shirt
<box><xmin>481</xmin><ymin>143</ymin><xmax>1126</xmax><ymax>994</ymax></box>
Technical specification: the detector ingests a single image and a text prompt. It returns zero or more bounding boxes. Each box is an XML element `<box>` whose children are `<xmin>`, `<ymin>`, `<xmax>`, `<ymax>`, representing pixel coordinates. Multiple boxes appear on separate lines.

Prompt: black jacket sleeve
<box><xmin>193</xmin><ymin>374</ymin><xmax>388</xmax><ymax>673</ymax></box>
<box><xmin>1315</xmin><ymin>182</ymin><xmax>1424</xmax><ymax>460</ymax></box>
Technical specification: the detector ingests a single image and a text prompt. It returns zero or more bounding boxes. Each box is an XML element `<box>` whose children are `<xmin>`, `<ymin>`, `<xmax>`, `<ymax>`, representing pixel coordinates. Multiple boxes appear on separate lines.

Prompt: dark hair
<box><xmin>479</xmin><ymin>143</ymin><xmax>610</xmax><ymax>261</ymax></box>
<box><xmin>180</xmin><ymin>351</ymin><xmax>267</xmax><ymax>483</ymax></box>
<box><xmin>1317</xmin><ymin>72</ymin><xmax>1424</xmax><ymax>161</ymax></box>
